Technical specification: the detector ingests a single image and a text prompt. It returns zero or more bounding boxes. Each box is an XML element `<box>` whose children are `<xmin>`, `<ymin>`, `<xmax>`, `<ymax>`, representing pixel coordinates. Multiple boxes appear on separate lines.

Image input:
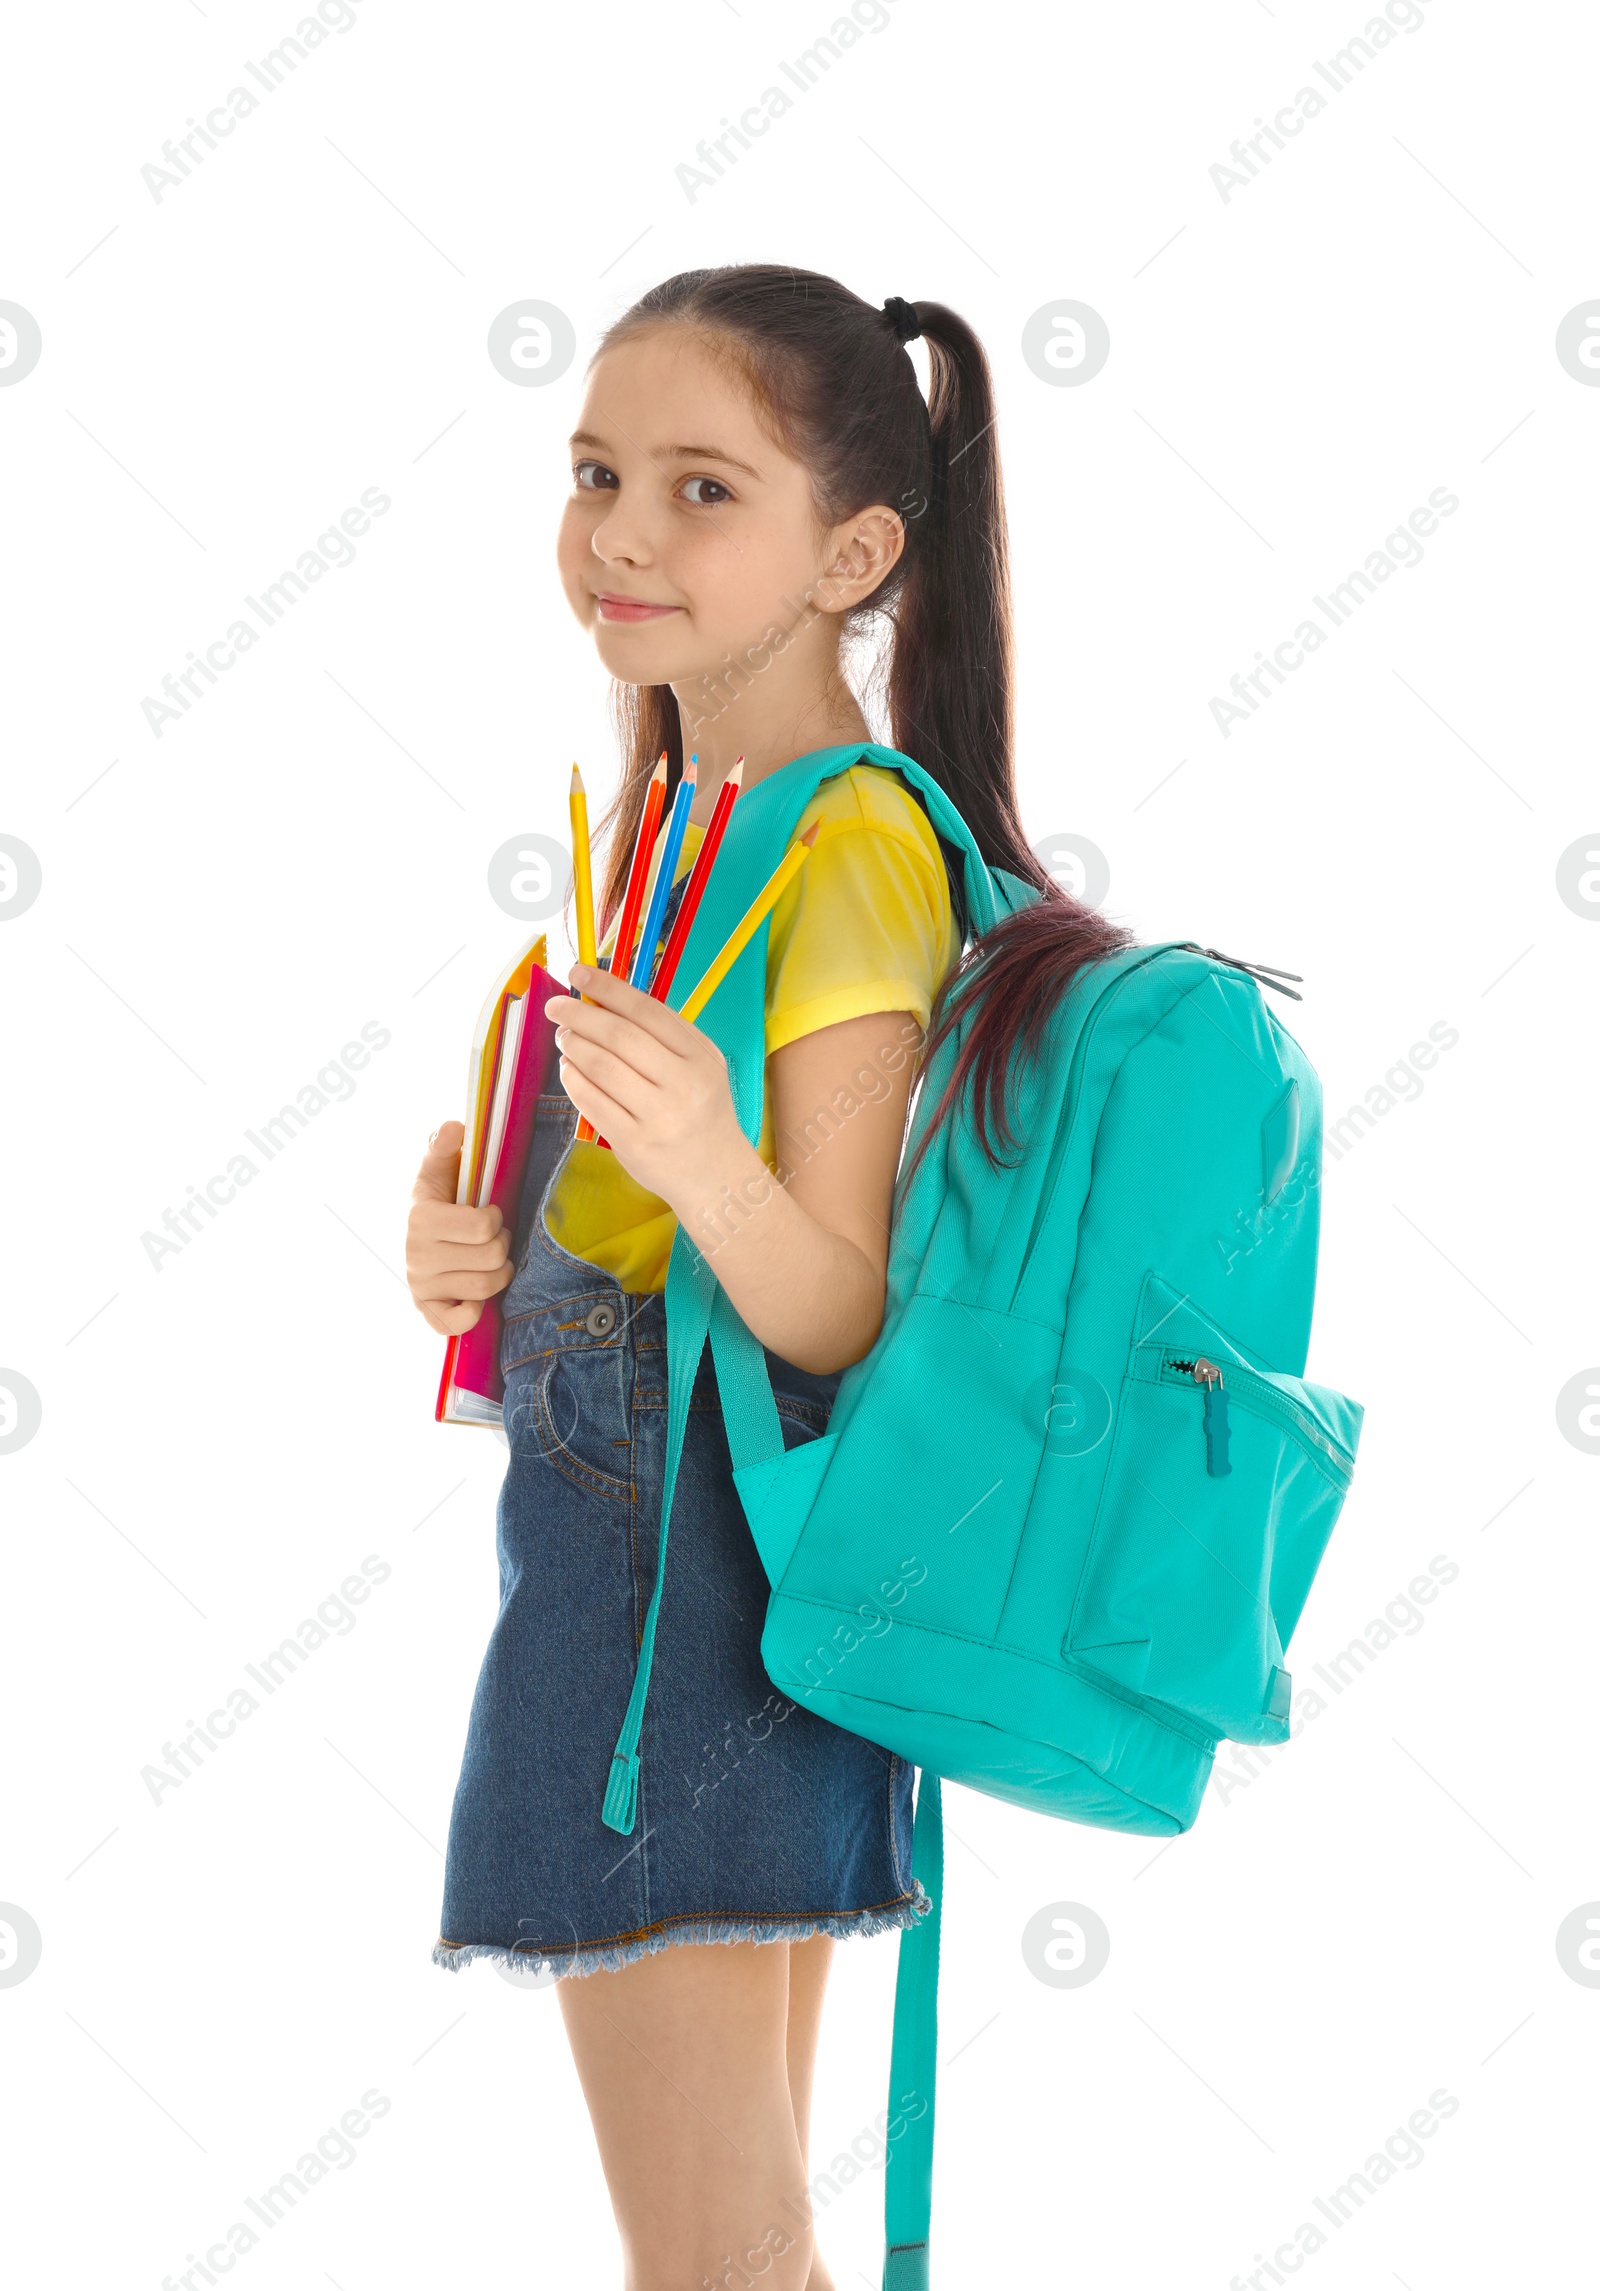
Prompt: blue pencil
<box><xmin>629</xmin><ymin>756</ymin><xmax>698</xmax><ymax>988</ymax></box>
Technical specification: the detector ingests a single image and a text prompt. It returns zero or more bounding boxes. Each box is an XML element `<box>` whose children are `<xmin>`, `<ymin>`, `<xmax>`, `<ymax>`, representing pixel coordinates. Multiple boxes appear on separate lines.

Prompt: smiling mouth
<box><xmin>595</xmin><ymin>593</ymin><xmax>683</xmax><ymax>623</ymax></box>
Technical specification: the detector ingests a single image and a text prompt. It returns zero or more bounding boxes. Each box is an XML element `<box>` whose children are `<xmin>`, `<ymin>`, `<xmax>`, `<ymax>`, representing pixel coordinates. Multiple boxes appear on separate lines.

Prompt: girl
<box><xmin>404</xmin><ymin>266</ymin><xmax>1123</xmax><ymax>2291</ymax></box>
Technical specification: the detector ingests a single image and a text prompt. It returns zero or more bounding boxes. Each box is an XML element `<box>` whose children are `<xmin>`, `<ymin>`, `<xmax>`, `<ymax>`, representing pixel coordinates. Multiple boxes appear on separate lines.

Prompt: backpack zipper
<box><xmin>1159</xmin><ymin>1349</ymin><xmax>1353</xmax><ymax>1483</ymax></box>
<box><xmin>1167</xmin><ymin>1355</ymin><xmax>1232</xmax><ymax>1477</ymax></box>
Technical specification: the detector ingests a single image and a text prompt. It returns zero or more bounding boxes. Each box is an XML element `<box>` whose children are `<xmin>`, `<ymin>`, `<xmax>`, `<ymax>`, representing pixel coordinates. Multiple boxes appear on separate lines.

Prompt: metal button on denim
<box><xmin>584</xmin><ymin>1302</ymin><xmax>616</xmax><ymax>1337</ymax></box>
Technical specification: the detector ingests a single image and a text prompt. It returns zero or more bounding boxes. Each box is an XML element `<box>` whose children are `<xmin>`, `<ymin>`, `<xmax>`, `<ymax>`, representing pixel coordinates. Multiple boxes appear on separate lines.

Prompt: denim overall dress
<box><xmin>433</xmin><ymin>1070</ymin><xmax>928</xmax><ymax>1978</ymax></box>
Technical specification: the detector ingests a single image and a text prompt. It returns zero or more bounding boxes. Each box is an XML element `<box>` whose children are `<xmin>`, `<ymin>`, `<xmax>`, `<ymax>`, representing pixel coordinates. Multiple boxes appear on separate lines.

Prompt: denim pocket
<box><xmin>507</xmin><ymin>1345</ymin><xmax>633</xmax><ymax>1503</ymax></box>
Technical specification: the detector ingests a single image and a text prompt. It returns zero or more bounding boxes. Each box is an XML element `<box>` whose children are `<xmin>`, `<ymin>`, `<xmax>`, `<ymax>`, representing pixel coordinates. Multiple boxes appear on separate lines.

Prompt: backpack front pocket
<box><xmin>1064</xmin><ymin>1281</ymin><xmax>1361</xmax><ymax>1744</ymax></box>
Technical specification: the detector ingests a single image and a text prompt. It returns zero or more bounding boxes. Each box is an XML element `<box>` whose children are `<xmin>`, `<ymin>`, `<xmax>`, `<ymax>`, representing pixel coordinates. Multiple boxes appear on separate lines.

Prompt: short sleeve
<box><xmin>762</xmin><ymin>766</ymin><xmax>960</xmax><ymax>1058</ymax></box>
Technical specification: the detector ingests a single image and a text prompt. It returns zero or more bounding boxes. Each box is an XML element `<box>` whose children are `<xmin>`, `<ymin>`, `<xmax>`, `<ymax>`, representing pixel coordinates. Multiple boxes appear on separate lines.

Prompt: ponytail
<box><xmin>588</xmin><ymin>267</ymin><xmax>1130</xmax><ymax>1157</ymax></box>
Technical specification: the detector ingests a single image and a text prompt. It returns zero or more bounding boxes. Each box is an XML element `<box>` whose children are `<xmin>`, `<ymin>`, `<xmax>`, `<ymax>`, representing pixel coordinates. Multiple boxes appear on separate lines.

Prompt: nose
<box><xmin>590</xmin><ymin>495</ymin><xmax>655</xmax><ymax>570</ymax></box>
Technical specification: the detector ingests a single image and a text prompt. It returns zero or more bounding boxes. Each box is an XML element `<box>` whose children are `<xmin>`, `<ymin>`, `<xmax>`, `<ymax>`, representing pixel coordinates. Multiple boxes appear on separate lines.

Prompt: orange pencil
<box><xmin>576</xmin><ymin>752</ymin><xmax>667</xmax><ymax>1147</ymax></box>
<box><xmin>630</xmin><ymin>757</ymin><xmax>698</xmax><ymax>988</ymax></box>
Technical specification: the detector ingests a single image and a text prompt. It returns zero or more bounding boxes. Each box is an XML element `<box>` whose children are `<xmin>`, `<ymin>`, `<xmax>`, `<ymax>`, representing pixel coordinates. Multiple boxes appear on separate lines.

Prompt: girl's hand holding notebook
<box><xmin>406</xmin><ymin>1120</ymin><xmax>514</xmax><ymax>1335</ymax></box>
<box><xmin>425</xmin><ymin>930</ymin><xmax>560</xmax><ymax>1424</ymax></box>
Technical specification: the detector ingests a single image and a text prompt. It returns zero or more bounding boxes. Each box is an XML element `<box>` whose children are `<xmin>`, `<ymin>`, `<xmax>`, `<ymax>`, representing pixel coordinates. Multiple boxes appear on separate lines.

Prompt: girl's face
<box><xmin>557</xmin><ymin>327</ymin><xmax>890</xmax><ymax>692</ymax></box>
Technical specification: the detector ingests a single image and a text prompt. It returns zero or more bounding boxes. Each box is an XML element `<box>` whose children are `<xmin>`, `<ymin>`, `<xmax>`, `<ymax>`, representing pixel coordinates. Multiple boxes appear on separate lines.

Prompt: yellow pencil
<box><xmin>569</xmin><ymin>763</ymin><xmax>596</xmax><ymax>968</ymax></box>
<box><xmin>568</xmin><ymin>763</ymin><xmax>601</xmax><ymax>1143</ymax></box>
<box><xmin>679</xmin><ymin>823</ymin><xmax>819</xmax><ymax>1025</ymax></box>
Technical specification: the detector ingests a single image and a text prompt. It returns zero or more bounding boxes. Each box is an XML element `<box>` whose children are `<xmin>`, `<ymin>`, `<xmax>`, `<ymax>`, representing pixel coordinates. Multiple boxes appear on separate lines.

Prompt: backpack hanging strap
<box><xmin>598</xmin><ymin>1233</ymin><xmax>716</xmax><ymax>1835</ymax></box>
<box><xmin>883</xmin><ymin>1769</ymin><xmax>944</xmax><ymax>2291</ymax></box>
<box><xmin>701</xmin><ymin>1293</ymin><xmax>948</xmax><ymax>2285</ymax></box>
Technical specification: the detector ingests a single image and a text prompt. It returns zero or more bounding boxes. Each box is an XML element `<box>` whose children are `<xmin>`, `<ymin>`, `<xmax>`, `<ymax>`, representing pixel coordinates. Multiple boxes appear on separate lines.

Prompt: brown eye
<box><xmin>574</xmin><ymin>461</ymin><xmax>619</xmax><ymax>492</ymax></box>
<box><xmin>680</xmin><ymin>475</ymin><xmax>732</xmax><ymax>506</ymax></box>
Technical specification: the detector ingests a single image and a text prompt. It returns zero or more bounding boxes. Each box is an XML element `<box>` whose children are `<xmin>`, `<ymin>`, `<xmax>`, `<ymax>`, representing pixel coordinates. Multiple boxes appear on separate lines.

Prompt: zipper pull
<box><xmin>1191</xmin><ymin>1357</ymin><xmax>1232</xmax><ymax>1477</ymax></box>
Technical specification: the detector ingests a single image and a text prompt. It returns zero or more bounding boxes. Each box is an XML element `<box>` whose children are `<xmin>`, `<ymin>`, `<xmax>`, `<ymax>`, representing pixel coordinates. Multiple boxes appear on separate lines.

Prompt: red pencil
<box><xmin>650</xmin><ymin>756</ymin><xmax>744</xmax><ymax>1003</ymax></box>
<box><xmin>576</xmin><ymin>751</ymin><xmax>667</xmax><ymax>1147</ymax></box>
<box><xmin>609</xmin><ymin>752</ymin><xmax>669</xmax><ymax>983</ymax></box>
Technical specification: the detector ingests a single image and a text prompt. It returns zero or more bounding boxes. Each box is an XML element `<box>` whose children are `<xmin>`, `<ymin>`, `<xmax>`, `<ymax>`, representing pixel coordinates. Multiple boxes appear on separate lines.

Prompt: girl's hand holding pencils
<box><xmin>547</xmin><ymin>817</ymin><xmax>818</xmax><ymax>1202</ymax></box>
<box><xmin>544</xmin><ymin>806</ymin><xmax>906</xmax><ymax>1381</ymax></box>
<box><xmin>546</xmin><ymin>963</ymin><xmax>748</xmax><ymax>1207</ymax></box>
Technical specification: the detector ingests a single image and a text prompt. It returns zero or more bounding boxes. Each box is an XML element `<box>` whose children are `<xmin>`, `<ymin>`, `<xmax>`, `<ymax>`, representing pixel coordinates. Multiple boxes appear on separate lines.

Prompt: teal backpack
<box><xmin>597</xmin><ymin>742</ymin><xmax>1364</xmax><ymax>2290</ymax></box>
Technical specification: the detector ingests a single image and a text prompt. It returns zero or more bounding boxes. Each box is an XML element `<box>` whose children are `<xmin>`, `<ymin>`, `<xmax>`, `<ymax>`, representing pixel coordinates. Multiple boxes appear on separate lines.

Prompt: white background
<box><xmin>2</xmin><ymin>0</ymin><xmax>1596</xmax><ymax>2284</ymax></box>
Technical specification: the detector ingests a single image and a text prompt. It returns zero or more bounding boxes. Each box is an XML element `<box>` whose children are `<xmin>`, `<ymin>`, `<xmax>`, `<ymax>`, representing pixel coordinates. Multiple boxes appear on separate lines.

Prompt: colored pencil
<box><xmin>609</xmin><ymin>752</ymin><xmax>669</xmax><ymax>984</ymax></box>
<box><xmin>567</xmin><ymin>765</ymin><xmax>600</xmax><ymax>1145</ymax></box>
<box><xmin>568</xmin><ymin>764</ymin><xmax>596</xmax><ymax>969</ymax></box>
<box><xmin>650</xmin><ymin>756</ymin><xmax>743</xmax><ymax>1004</ymax></box>
<box><xmin>679</xmin><ymin>823</ymin><xmax>820</xmax><ymax>1026</ymax></box>
<box><xmin>576</xmin><ymin>751</ymin><xmax>666</xmax><ymax>1146</ymax></box>
<box><xmin>629</xmin><ymin>757</ymin><xmax>698</xmax><ymax>987</ymax></box>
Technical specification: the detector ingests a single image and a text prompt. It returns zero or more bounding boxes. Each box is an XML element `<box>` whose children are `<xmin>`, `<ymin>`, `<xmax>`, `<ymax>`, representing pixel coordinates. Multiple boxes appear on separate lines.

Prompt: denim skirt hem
<box><xmin>432</xmin><ymin>1880</ymin><xmax>931</xmax><ymax>1982</ymax></box>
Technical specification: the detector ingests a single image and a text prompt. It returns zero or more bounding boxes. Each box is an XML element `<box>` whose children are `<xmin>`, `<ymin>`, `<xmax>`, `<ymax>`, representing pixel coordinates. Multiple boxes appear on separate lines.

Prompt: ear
<box><xmin>811</xmin><ymin>504</ymin><xmax>907</xmax><ymax>614</ymax></box>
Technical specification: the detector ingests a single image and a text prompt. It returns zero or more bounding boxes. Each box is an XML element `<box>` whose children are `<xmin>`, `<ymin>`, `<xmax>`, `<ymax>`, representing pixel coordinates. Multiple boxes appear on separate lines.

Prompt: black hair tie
<box><xmin>882</xmin><ymin>295</ymin><xmax>922</xmax><ymax>345</ymax></box>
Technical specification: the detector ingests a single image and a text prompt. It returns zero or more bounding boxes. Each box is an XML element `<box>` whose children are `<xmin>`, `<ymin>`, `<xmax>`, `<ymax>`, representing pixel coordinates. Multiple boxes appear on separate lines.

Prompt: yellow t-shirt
<box><xmin>544</xmin><ymin>763</ymin><xmax>962</xmax><ymax>1292</ymax></box>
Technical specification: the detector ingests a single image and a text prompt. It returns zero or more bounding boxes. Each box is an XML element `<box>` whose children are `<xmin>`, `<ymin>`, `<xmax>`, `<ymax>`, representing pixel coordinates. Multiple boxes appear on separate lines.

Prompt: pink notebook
<box><xmin>435</xmin><ymin>934</ymin><xmax>559</xmax><ymax>1429</ymax></box>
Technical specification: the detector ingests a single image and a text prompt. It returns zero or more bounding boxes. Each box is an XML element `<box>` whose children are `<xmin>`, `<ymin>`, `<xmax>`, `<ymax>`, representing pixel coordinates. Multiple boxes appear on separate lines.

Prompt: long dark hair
<box><xmin>586</xmin><ymin>264</ymin><xmax>1131</xmax><ymax>1164</ymax></box>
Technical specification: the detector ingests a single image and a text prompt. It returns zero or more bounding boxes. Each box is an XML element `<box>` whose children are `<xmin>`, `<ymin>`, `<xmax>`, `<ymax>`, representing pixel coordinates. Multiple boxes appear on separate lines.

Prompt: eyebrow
<box><xmin>568</xmin><ymin>430</ymin><xmax>762</xmax><ymax>480</ymax></box>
